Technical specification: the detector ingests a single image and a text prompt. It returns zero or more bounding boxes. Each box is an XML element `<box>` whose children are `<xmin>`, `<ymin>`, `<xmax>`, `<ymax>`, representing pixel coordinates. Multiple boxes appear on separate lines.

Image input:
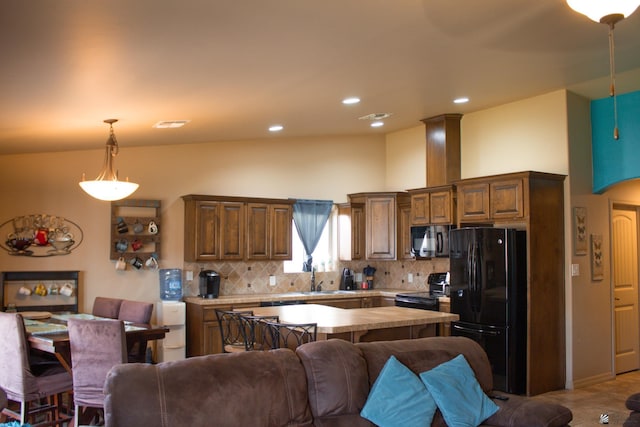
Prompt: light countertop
<box><xmin>183</xmin><ymin>289</ymin><xmax>449</xmax><ymax>306</ymax></box>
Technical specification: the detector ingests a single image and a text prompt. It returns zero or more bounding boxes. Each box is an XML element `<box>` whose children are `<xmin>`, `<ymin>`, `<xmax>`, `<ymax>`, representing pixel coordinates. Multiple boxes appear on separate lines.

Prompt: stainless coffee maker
<box><xmin>199</xmin><ymin>270</ymin><xmax>220</xmax><ymax>298</ymax></box>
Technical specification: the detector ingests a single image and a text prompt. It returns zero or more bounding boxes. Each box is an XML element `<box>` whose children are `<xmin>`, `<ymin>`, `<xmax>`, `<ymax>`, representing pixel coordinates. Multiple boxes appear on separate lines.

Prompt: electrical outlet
<box><xmin>408</xmin><ymin>273</ymin><xmax>413</xmax><ymax>283</ymax></box>
<box><xmin>186</xmin><ymin>270</ymin><xmax>193</xmax><ymax>281</ymax></box>
<box><xmin>269</xmin><ymin>275</ymin><xmax>277</xmax><ymax>286</ymax></box>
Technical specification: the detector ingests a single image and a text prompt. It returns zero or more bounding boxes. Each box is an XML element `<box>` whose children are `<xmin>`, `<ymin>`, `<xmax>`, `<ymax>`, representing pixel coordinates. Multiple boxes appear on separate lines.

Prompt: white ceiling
<box><xmin>1</xmin><ymin>0</ymin><xmax>639</xmax><ymax>155</ymax></box>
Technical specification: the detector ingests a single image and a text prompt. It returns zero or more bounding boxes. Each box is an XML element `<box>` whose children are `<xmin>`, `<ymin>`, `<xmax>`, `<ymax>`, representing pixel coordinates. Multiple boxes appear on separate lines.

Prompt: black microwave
<box><xmin>410</xmin><ymin>225</ymin><xmax>453</xmax><ymax>259</ymax></box>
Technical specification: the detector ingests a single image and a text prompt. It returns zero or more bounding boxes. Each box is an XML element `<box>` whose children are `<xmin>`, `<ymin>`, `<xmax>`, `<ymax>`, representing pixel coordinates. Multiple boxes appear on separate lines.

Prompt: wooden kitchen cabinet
<box><xmin>338</xmin><ymin>202</ymin><xmax>365</xmax><ymax>261</ymax></box>
<box><xmin>246</xmin><ymin>202</ymin><xmax>293</xmax><ymax>260</ymax></box>
<box><xmin>408</xmin><ymin>185</ymin><xmax>455</xmax><ymax>226</ymax></box>
<box><xmin>183</xmin><ymin>198</ymin><xmax>244</xmax><ymax>262</ymax></box>
<box><xmin>399</xmin><ymin>201</ymin><xmax>413</xmax><ymax>260</ymax></box>
<box><xmin>183</xmin><ymin>195</ymin><xmax>293</xmax><ymax>262</ymax></box>
<box><xmin>340</xmin><ymin>192</ymin><xmax>410</xmax><ymax>261</ymax></box>
<box><xmin>456</xmin><ymin>175</ymin><xmax>525</xmax><ymax>223</ymax></box>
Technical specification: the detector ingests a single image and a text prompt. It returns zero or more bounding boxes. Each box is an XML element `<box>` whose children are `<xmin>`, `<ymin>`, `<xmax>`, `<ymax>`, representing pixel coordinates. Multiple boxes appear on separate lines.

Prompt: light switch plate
<box><xmin>269</xmin><ymin>275</ymin><xmax>277</xmax><ymax>286</ymax></box>
<box><xmin>571</xmin><ymin>264</ymin><xmax>580</xmax><ymax>277</ymax></box>
<box><xmin>407</xmin><ymin>273</ymin><xmax>413</xmax><ymax>283</ymax></box>
<box><xmin>186</xmin><ymin>270</ymin><xmax>193</xmax><ymax>281</ymax></box>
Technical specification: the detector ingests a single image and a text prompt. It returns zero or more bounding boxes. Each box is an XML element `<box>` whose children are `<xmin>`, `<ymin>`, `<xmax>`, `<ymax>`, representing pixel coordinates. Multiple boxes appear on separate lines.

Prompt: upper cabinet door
<box><xmin>366</xmin><ymin>195</ymin><xmax>397</xmax><ymax>260</ymax></box>
<box><xmin>490</xmin><ymin>179</ymin><xmax>524</xmax><ymax>219</ymax></box>
<box><xmin>410</xmin><ymin>193</ymin><xmax>430</xmax><ymax>225</ymax></box>
<box><xmin>246</xmin><ymin>203</ymin><xmax>269</xmax><ymax>260</ymax></box>
<box><xmin>457</xmin><ymin>183</ymin><xmax>490</xmax><ymax>222</ymax></box>
<box><xmin>269</xmin><ymin>204</ymin><xmax>293</xmax><ymax>260</ymax></box>
<box><xmin>429</xmin><ymin>190</ymin><xmax>453</xmax><ymax>224</ymax></box>
<box><xmin>219</xmin><ymin>202</ymin><xmax>245</xmax><ymax>260</ymax></box>
<box><xmin>184</xmin><ymin>200</ymin><xmax>220</xmax><ymax>262</ymax></box>
<box><xmin>246</xmin><ymin>203</ymin><xmax>292</xmax><ymax>260</ymax></box>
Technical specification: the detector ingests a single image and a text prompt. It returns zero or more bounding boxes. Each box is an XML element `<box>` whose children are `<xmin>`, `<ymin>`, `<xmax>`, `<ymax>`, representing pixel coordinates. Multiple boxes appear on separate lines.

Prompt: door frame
<box><xmin>610</xmin><ymin>201</ymin><xmax>640</xmax><ymax>374</ymax></box>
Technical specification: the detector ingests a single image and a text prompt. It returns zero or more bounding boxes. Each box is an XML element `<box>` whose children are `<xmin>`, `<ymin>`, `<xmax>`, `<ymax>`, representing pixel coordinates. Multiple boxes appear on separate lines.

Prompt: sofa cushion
<box><xmin>357</xmin><ymin>337</ymin><xmax>494</xmax><ymax>392</ymax></box>
<box><xmin>296</xmin><ymin>339</ymin><xmax>371</xmax><ymax>427</ymax></box>
<box><xmin>484</xmin><ymin>394</ymin><xmax>573</xmax><ymax>427</ymax></box>
<box><xmin>627</xmin><ymin>393</ymin><xmax>640</xmax><ymax>412</ymax></box>
<box><xmin>361</xmin><ymin>356</ymin><xmax>437</xmax><ymax>427</ymax></box>
<box><xmin>420</xmin><ymin>354</ymin><xmax>498</xmax><ymax>427</ymax></box>
<box><xmin>104</xmin><ymin>349</ymin><xmax>313</xmax><ymax>427</ymax></box>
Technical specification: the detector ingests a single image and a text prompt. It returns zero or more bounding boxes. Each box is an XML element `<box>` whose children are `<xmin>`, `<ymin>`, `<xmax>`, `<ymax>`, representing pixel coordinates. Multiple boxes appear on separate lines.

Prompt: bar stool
<box><xmin>258</xmin><ymin>319</ymin><xmax>317</xmax><ymax>350</ymax></box>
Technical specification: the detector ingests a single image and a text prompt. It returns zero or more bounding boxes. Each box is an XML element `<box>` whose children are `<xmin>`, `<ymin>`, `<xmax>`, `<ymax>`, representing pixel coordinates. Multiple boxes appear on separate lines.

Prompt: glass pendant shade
<box><xmin>566</xmin><ymin>0</ymin><xmax>640</xmax><ymax>22</ymax></box>
<box><xmin>79</xmin><ymin>119</ymin><xmax>139</xmax><ymax>201</ymax></box>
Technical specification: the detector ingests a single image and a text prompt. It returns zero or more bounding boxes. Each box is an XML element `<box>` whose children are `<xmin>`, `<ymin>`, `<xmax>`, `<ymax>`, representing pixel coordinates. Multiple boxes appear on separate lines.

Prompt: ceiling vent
<box><xmin>358</xmin><ymin>112</ymin><xmax>392</xmax><ymax>121</ymax></box>
<box><xmin>153</xmin><ymin>120</ymin><xmax>190</xmax><ymax>129</ymax></box>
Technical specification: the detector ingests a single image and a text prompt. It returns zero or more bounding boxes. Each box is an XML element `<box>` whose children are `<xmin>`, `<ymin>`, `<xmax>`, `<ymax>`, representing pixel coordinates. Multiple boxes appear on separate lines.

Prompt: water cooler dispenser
<box><xmin>156</xmin><ymin>301</ymin><xmax>186</xmax><ymax>362</ymax></box>
<box><xmin>157</xmin><ymin>269</ymin><xmax>186</xmax><ymax>362</ymax></box>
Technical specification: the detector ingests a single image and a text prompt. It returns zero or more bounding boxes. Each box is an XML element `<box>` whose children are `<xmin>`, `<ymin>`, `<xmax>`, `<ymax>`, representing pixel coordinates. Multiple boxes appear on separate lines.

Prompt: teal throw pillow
<box><xmin>361</xmin><ymin>355</ymin><xmax>437</xmax><ymax>427</ymax></box>
<box><xmin>419</xmin><ymin>354</ymin><xmax>499</xmax><ymax>427</ymax></box>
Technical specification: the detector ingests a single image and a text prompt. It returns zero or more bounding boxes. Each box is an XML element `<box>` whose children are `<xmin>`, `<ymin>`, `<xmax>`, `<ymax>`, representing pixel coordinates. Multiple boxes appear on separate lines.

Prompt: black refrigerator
<box><xmin>449</xmin><ymin>227</ymin><xmax>527</xmax><ymax>394</ymax></box>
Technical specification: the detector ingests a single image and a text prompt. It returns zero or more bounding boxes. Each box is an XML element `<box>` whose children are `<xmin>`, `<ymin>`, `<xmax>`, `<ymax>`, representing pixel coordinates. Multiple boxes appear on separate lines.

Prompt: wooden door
<box><xmin>613</xmin><ymin>206</ymin><xmax>640</xmax><ymax>374</ymax></box>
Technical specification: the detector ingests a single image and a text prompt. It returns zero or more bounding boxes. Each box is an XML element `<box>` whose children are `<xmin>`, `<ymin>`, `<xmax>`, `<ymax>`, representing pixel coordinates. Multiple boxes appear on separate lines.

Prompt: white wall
<box><xmin>461</xmin><ymin>90</ymin><xmax>569</xmax><ymax>178</ymax></box>
<box><xmin>0</xmin><ymin>134</ymin><xmax>386</xmax><ymax>314</ymax></box>
<box><xmin>385</xmin><ymin>125</ymin><xmax>426</xmax><ymax>191</ymax></box>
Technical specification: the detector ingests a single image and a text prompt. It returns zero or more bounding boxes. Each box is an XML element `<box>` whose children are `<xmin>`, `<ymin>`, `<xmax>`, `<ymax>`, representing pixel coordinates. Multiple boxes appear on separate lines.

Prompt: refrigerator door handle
<box><xmin>452</xmin><ymin>323</ymin><xmax>501</xmax><ymax>336</ymax></box>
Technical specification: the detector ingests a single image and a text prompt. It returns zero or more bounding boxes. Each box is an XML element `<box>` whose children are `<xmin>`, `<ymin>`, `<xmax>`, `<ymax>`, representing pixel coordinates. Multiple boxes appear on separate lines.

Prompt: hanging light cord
<box><xmin>607</xmin><ymin>21</ymin><xmax>620</xmax><ymax>140</ymax></box>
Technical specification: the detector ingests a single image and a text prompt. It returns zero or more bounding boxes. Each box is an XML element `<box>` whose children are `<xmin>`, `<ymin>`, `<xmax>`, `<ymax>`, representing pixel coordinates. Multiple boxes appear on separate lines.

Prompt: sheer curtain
<box><xmin>292</xmin><ymin>199</ymin><xmax>333</xmax><ymax>272</ymax></box>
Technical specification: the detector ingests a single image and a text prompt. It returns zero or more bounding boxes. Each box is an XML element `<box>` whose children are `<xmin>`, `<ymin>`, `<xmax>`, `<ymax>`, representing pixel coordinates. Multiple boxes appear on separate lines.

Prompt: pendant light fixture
<box><xmin>566</xmin><ymin>0</ymin><xmax>640</xmax><ymax>140</ymax></box>
<box><xmin>79</xmin><ymin>119</ymin><xmax>139</xmax><ymax>201</ymax></box>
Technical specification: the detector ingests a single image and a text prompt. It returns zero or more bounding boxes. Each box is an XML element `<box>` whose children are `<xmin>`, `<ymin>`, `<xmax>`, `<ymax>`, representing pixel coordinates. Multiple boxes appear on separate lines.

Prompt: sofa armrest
<box><xmin>483</xmin><ymin>394</ymin><xmax>572</xmax><ymax>427</ymax></box>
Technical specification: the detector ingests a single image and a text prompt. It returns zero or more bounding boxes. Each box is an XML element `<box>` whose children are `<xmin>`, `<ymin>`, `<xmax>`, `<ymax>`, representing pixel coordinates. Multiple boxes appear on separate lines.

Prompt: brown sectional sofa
<box><xmin>104</xmin><ymin>336</ymin><xmax>572</xmax><ymax>427</ymax></box>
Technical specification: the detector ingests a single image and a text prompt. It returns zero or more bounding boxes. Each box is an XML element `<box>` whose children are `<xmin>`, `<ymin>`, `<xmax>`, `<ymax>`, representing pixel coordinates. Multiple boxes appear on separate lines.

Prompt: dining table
<box><xmin>245</xmin><ymin>304</ymin><xmax>459</xmax><ymax>343</ymax></box>
<box><xmin>24</xmin><ymin>312</ymin><xmax>169</xmax><ymax>371</ymax></box>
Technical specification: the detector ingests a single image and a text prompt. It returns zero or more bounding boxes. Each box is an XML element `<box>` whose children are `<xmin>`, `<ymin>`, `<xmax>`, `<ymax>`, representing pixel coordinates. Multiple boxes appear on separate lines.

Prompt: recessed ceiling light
<box><xmin>153</xmin><ymin>120</ymin><xmax>190</xmax><ymax>129</ymax></box>
<box><xmin>370</xmin><ymin>121</ymin><xmax>384</xmax><ymax>128</ymax></box>
<box><xmin>342</xmin><ymin>97</ymin><xmax>361</xmax><ymax>105</ymax></box>
<box><xmin>453</xmin><ymin>97</ymin><xmax>469</xmax><ymax>104</ymax></box>
<box><xmin>269</xmin><ymin>125</ymin><xmax>284</xmax><ymax>132</ymax></box>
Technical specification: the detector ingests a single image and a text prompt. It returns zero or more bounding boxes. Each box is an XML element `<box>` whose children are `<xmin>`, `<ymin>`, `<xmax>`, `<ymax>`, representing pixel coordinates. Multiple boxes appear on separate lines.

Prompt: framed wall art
<box><xmin>591</xmin><ymin>233</ymin><xmax>603</xmax><ymax>281</ymax></box>
<box><xmin>573</xmin><ymin>207</ymin><xmax>587</xmax><ymax>255</ymax></box>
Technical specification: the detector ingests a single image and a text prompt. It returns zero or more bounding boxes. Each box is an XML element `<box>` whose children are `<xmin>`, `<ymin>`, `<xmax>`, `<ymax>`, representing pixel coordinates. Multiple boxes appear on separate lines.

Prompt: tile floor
<box><xmin>533</xmin><ymin>370</ymin><xmax>640</xmax><ymax>426</ymax></box>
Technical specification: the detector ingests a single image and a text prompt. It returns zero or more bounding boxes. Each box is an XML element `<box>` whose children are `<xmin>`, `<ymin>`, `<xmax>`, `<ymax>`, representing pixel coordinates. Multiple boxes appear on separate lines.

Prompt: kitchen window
<box><xmin>284</xmin><ymin>209</ymin><xmax>337</xmax><ymax>273</ymax></box>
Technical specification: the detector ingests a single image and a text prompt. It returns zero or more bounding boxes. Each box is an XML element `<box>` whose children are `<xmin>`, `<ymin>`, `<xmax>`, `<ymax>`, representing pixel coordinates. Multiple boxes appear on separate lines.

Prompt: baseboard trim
<box><xmin>572</xmin><ymin>372</ymin><xmax>615</xmax><ymax>389</ymax></box>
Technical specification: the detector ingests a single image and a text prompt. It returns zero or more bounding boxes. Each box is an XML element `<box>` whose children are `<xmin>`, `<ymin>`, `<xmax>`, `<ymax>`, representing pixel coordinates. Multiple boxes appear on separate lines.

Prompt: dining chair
<box><xmin>117</xmin><ymin>300</ymin><xmax>154</xmax><ymax>363</ymax></box>
<box><xmin>258</xmin><ymin>319</ymin><xmax>317</xmax><ymax>350</ymax></box>
<box><xmin>117</xmin><ymin>300</ymin><xmax>153</xmax><ymax>325</ymax></box>
<box><xmin>92</xmin><ymin>297</ymin><xmax>124</xmax><ymax>319</ymax></box>
<box><xmin>237</xmin><ymin>314</ymin><xmax>279</xmax><ymax>351</ymax></box>
<box><xmin>0</xmin><ymin>312</ymin><xmax>73</xmax><ymax>427</ymax></box>
<box><xmin>215</xmin><ymin>309</ymin><xmax>253</xmax><ymax>353</ymax></box>
<box><xmin>67</xmin><ymin>318</ymin><xmax>127</xmax><ymax>427</ymax></box>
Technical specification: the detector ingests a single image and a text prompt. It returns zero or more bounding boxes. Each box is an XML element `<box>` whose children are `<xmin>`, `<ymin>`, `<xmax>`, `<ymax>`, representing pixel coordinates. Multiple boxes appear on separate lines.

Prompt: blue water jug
<box><xmin>159</xmin><ymin>268</ymin><xmax>183</xmax><ymax>301</ymax></box>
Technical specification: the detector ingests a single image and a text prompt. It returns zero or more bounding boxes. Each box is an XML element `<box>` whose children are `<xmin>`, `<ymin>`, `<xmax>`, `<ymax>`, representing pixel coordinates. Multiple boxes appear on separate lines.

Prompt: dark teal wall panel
<box><xmin>592</xmin><ymin>90</ymin><xmax>640</xmax><ymax>193</ymax></box>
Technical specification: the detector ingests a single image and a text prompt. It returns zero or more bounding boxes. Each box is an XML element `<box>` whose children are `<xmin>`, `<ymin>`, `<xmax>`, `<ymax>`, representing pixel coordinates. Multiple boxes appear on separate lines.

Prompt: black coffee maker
<box><xmin>339</xmin><ymin>268</ymin><xmax>354</xmax><ymax>290</ymax></box>
<box><xmin>199</xmin><ymin>270</ymin><xmax>220</xmax><ymax>298</ymax></box>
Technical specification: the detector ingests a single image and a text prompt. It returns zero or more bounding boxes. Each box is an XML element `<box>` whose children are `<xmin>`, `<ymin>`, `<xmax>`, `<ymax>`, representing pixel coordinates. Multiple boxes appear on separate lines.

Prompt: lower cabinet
<box><xmin>318</xmin><ymin>298</ymin><xmax>364</xmax><ymax>309</ymax></box>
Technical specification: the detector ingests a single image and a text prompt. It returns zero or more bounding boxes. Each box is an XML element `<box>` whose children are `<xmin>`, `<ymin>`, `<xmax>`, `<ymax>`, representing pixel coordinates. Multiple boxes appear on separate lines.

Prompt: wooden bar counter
<box><xmin>247</xmin><ymin>304</ymin><xmax>459</xmax><ymax>343</ymax></box>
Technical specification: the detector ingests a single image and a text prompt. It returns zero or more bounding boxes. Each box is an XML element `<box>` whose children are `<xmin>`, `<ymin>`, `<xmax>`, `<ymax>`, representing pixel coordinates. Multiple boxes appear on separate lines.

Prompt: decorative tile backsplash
<box><xmin>182</xmin><ymin>258</ymin><xmax>450</xmax><ymax>297</ymax></box>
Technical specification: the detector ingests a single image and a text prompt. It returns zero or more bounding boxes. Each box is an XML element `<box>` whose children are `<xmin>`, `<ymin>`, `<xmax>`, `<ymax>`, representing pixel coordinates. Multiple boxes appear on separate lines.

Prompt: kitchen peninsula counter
<box><xmin>185</xmin><ymin>289</ymin><xmax>451</xmax><ymax>355</ymax></box>
<box><xmin>247</xmin><ymin>303</ymin><xmax>458</xmax><ymax>342</ymax></box>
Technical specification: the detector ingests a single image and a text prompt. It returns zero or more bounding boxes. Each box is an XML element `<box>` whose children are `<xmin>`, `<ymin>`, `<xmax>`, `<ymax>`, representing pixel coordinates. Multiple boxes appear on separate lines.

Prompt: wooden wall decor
<box><xmin>573</xmin><ymin>207</ymin><xmax>587</xmax><ymax>256</ymax></box>
<box><xmin>591</xmin><ymin>233</ymin><xmax>604</xmax><ymax>281</ymax></box>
